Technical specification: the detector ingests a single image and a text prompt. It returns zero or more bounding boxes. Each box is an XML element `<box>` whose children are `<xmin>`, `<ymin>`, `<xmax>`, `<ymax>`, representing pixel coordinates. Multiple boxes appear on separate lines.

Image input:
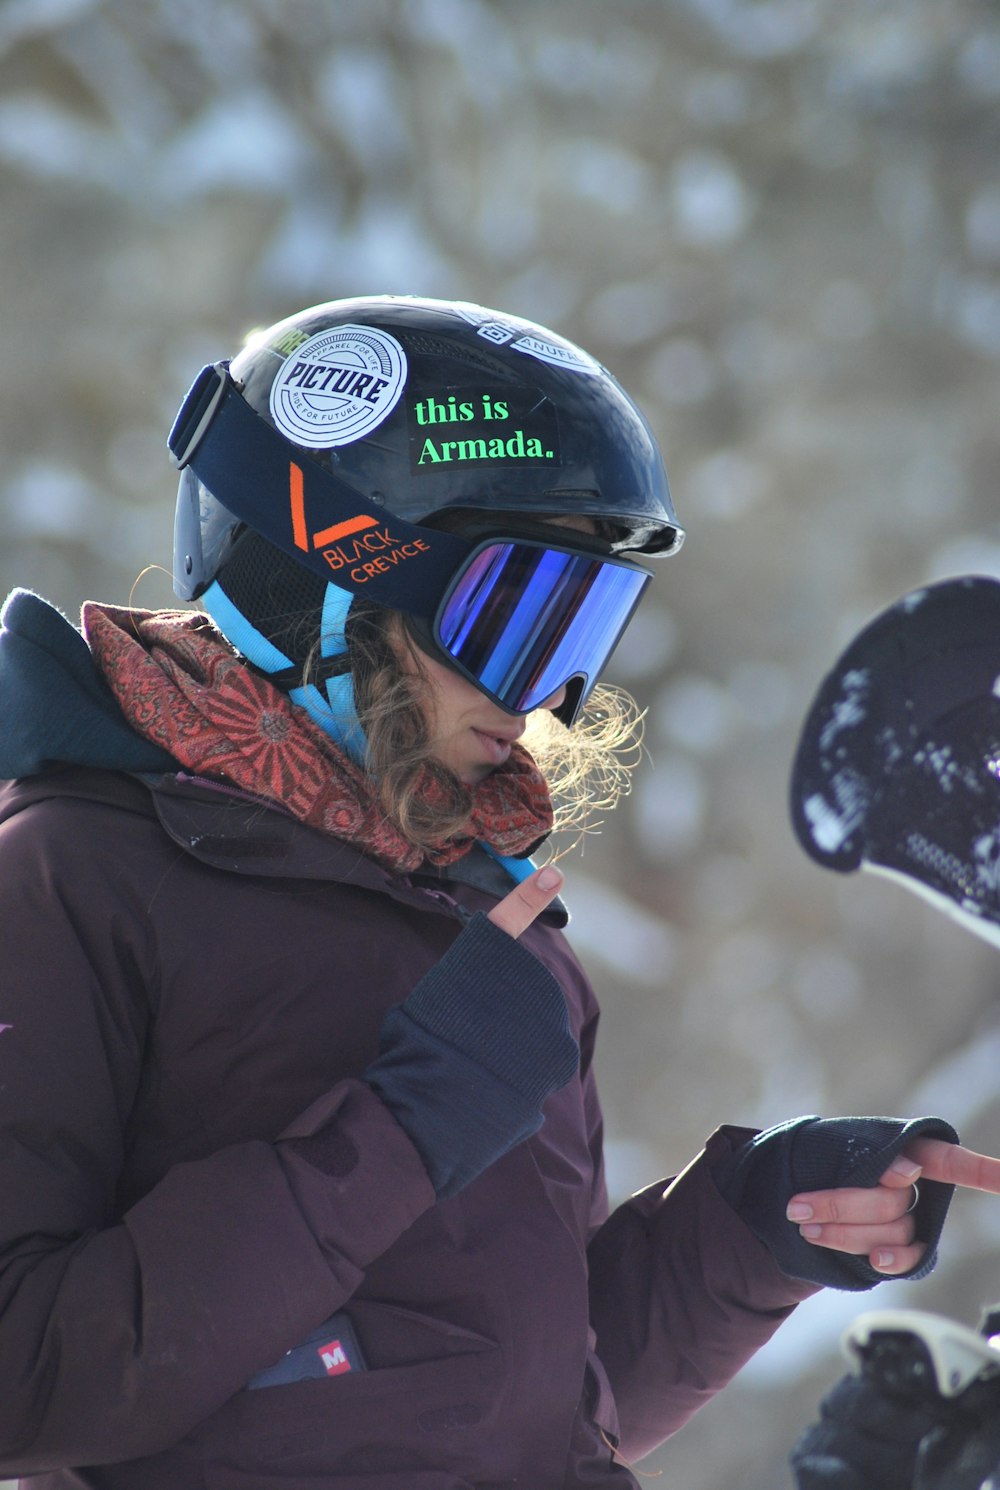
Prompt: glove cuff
<box><xmin>713</xmin><ymin>1114</ymin><xmax>960</xmax><ymax>1291</ymax></box>
<box><xmin>400</xmin><ymin>912</ymin><xmax>578</xmax><ymax>1099</ymax></box>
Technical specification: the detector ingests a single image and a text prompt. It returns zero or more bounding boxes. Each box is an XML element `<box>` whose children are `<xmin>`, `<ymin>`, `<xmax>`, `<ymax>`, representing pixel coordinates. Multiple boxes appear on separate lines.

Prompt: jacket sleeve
<box><xmin>0</xmin><ymin>807</ymin><xmax>436</xmax><ymax>1475</ymax></box>
<box><xmin>587</xmin><ymin>1125</ymin><xmax>819</xmax><ymax>1461</ymax></box>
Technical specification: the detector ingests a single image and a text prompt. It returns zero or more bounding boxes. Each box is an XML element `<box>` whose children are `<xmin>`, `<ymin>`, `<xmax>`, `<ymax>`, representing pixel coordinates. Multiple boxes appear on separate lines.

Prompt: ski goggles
<box><xmin>426</xmin><ymin>537</ymin><xmax>651</xmax><ymax>725</ymax></box>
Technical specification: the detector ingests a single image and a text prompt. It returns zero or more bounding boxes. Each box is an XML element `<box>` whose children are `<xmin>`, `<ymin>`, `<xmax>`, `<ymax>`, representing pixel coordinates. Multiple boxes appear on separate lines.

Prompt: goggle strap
<box><xmin>169</xmin><ymin>363</ymin><xmax>472</xmax><ymax>614</ymax></box>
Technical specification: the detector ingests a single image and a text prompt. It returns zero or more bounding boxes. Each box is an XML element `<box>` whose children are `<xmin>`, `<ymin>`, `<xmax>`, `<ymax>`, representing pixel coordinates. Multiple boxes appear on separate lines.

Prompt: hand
<box><xmin>787</xmin><ymin>1138</ymin><xmax>1000</xmax><ymax>1275</ymax></box>
<box><xmin>487</xmin><ymin>863</ymin><xmax>564</xmax><ymax>939</ymax></box>
<box><xmin>363</xmin><ymin>862</ymin><xmax>577</xmax><ymax>1200</ymax></box>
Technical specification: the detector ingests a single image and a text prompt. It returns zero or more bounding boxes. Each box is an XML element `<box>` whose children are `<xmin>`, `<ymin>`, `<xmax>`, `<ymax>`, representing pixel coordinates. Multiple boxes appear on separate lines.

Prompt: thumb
<box><xmin>487</xmin><ymin>865</ymin><xmax>564</xmax><ymax>940</ymax></box>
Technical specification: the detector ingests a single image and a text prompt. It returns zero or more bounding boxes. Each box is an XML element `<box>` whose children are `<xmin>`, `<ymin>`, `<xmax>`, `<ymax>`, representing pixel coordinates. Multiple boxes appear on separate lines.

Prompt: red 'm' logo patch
<box><xmin>317</xmin><ymin>1338</ymin><xmax>351</xmax><ymax>1376</ymax></box>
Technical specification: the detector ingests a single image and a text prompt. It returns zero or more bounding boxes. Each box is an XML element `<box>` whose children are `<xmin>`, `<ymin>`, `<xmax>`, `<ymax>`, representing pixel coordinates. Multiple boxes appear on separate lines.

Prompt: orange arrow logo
<box><xmin>289</xmin><ymin>461</ymin><xmax>379</xmax><ymax>551</ymax></box>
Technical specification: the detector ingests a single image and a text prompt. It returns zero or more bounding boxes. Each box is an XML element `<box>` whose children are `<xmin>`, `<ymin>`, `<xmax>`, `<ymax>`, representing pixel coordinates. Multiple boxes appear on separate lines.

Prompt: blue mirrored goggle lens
<box><xmin>435</xmin><ymin>542</ymin><xmax>650</xmax><ymax>714</ymax></box>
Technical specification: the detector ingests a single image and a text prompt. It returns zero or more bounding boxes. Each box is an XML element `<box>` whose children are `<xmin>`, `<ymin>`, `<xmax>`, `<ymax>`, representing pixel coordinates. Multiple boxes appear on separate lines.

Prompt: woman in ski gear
<box><xmin>0</xmin><ymin>296</ymin><xmax>978</xmax><ymax>1489</ymax></box>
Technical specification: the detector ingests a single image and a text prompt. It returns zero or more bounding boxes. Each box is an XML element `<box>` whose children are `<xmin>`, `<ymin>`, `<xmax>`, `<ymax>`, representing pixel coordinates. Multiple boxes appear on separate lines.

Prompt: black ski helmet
<box><xmin>172</xmin><ymin>293</ymin><xmax>683</xmax><ymax>603</ymax></box>
<box><xmin>168</xmin><ymin>295</ymin><xmax>682</xmax><ymax>738</ymax></box>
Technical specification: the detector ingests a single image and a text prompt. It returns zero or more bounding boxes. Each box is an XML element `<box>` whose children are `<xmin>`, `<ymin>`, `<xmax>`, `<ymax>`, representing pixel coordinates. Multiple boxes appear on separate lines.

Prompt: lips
<box><xmin>471</xmin><ymin>725</ymin><xmax>523</xmax><ymax>765</ymax></box>
<box><xmin>481</xmin><ymin>726</ymin><xmax>525</xmax><ymax>745</ymax></box>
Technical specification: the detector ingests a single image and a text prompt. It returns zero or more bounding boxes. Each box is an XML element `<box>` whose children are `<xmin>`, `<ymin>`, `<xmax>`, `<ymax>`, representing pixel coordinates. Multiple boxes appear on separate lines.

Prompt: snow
<box><xmin>670</xmin><ymin>148</ymin><xmax>755</xmax><ymax>246</ymax></box>
<box><xmin>0</xmin><ymin>94</ymin><xmax>121</xmax><ymax>184</ymax></box>
<box><xmin>155</xmin><ymin>94</ymin><xmax>313</xmax><ymax>198</ymax></box>
<box><xmin>0</xmin><ymin>0</ymin><xmax>98</xmax><ymax>55</ymax></box>
<box><xmin>803</xmin><ymin>781</ymin><xmax>866</xmax><ymax>853</ymax></box>
<box><xmin>562</xmin><ymin>872</ymin><xmax>678</xmax><ymax>986</ymax></box>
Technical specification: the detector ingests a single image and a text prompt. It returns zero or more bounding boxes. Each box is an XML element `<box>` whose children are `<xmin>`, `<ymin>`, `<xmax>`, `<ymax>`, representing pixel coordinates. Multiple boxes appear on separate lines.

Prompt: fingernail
<box><xmin>786</xmin><ymin>1202</ymin><xmax>813</xmax><ymax>1222</ymax></box>
<box><xmin>801</xmin><ymin>1224</ymin><xmax>822</xmax><ymax>1240</ymax></box>
<box><xmin>875</xmin><ymin>1250</ymin><xmax>896</xmax><ymax>1270</ymax></box>
<box><xmin>890</xmin><ymin>1156</ymin><xmax>921</xmax><ymax>1180</ymax></box>
<box><xmin>536</xmin><ymin>866</ymin><xmax>564</xmax><ymax>892</ymax></box>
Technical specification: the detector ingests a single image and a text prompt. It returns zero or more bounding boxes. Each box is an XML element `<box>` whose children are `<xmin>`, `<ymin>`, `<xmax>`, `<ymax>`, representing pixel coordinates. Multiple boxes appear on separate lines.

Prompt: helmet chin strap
<box><xmin>200</xmin><ymin>579</ymin><xmax>367</xmax><ymax>764</ymax></box>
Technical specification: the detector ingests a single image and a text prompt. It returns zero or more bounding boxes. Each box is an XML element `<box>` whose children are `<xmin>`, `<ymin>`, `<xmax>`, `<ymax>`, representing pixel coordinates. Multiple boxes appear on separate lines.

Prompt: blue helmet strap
<box><xmin>480</xmin><ymin>844</ymin><xmax>538</xmax><ymax>883</ymax></box>
<box><xmin>201</xmin><ymin>578</ymin><xmax>367</xmax><ymax>764</ymax></box>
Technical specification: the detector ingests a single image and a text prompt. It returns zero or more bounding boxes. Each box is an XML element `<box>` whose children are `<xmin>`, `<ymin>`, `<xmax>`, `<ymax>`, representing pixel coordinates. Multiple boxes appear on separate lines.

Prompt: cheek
<box><xmin>392</xmin><ymin>634</ymin><xmax>461</xmax><ymax>733</ymax></box>
<box><xmin>426</xmin><ymin>670</ymin><xmax>480</xmax><ymax>736</ymax></box>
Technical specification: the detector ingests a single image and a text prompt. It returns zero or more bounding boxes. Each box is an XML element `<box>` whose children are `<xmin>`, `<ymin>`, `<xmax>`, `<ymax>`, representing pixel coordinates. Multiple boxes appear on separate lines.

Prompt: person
<box><xmin>0</xmin><ymin>296</ymin><xmax>989</xmax><ymax>1490</ymax></box>
<box><xmin>788</xmin><ymin>574</ymin><xmax>1000</xmax><ymax>1490</ymax></box>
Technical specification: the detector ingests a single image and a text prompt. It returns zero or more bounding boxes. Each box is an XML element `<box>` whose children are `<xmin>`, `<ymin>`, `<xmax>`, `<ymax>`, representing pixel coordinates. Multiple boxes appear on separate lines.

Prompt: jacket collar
<box><xmin>0</xmin><ymin>767</ymin><xmax>569</xmax><ymax>925</ymax></box>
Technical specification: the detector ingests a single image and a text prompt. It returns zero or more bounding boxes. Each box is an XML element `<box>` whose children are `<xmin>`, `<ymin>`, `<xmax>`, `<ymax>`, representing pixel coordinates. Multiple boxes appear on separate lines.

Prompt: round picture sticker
<box><xmin>269</xmin><ymin>325</ymin><xmax>408</xmax><ymax>448</ymax></box>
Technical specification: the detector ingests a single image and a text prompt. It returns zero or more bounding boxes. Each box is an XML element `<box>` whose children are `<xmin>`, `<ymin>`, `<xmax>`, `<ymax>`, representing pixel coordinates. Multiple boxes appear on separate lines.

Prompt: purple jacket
<box><xmin>0</xmin><ymin>767</ymin><xmax>815</xmax><ymax>1489</ymax></box>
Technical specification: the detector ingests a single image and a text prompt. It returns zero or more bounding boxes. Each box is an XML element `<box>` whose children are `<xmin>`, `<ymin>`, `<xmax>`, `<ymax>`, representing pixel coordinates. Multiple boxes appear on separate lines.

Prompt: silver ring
<box><xmin>904</xmin><ymin>1182</ymin><xmax>920</xmax><ymax>1215</ymax></box>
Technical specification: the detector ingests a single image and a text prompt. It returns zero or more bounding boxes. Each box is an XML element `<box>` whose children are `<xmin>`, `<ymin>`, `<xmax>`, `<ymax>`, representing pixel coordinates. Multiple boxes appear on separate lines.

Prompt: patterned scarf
<box><xmin>82</xmin><ymin>603</ymin><xmax>553</xmax><ymax>874</ymax></box>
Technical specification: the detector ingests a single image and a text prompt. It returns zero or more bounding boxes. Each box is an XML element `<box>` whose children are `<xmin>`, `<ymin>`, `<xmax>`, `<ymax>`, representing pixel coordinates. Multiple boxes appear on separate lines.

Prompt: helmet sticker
<box><xmin>407</xmin><ymin>386</ymin><xmax>560</xmax><ymax>472</ymax></box>
<box><xmin>476</xmin><ymin>321</ymin><xmax>517</xmax><ymax>346</ymax></box>
<box><xmin>511</xmin><ymin>336</ymin><xmax>601</xmax><ymax>376</ymax></box>
<box><xmin>449</xmin><ymin>302</ymin><xmax>600</xmax><ymax>374</ymax></box>
<box><xmin>269</xmin><ymin>325</ymin><xmax>407</xmax><ymax>449</ymax></box>
<box><xmin>449</xmin><ymin>302</ymin><xmax>499</xmax><ymax>327</ymax></box>
<box><xmin>270</xmin><ymin>326</ymin><xmax>311</xmax><ymax>355</ymax></box>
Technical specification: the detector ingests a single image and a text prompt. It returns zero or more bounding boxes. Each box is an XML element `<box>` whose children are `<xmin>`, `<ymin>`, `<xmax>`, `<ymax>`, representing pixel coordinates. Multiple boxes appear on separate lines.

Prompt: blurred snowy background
<box><xmin>2</xmin><ymin>0</ymin><xmax>1000</xmax><ymax>1484</ymax></box>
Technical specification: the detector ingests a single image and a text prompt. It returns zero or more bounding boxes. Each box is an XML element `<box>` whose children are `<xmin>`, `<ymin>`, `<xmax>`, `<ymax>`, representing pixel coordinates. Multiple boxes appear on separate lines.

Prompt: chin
<box><xmin>445</xmin><ymin>754</ymin><xmax>495</xmax><ymax>787</ymax></box>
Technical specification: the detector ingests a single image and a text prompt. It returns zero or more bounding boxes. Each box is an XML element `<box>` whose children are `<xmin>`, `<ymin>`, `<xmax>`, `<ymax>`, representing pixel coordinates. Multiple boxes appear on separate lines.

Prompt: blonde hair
<box><xmin>522</xmin><ymin>682</ymin><xmax>644</xmax><ymax>862</ymax></box>
<box><xmin>328</xmin><ymin>597</ymin><xmax>643</xmax><ymax>860</ymax></box>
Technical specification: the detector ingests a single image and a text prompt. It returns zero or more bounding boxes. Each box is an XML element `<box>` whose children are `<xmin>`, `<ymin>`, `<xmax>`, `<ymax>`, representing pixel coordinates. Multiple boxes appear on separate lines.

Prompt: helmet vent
<box><xmin>218</xmin><ymin>531</ymin><xmax>327</xmax><ymax>666</ymax></box>
<box><xmin>397</xmin><ymin>331</ymin><xmax>515</xmax><ymax>379</ymax></box>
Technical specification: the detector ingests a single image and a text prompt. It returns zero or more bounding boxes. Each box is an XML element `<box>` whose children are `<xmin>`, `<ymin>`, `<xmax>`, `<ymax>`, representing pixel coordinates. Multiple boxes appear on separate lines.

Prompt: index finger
<box><xmin>904</xmin><ymin>1136</ymin><xmax>1000</xmax><ymax>1195</ymax></box>
<box><xmin>487</xmin><ymin>864</ymin><xmax>565</xmax><ymax>940</ymax></box>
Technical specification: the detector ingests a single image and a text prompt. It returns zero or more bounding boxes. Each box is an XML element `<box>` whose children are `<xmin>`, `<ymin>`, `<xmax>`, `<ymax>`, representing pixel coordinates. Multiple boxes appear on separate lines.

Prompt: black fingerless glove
<box><xmin>713</xmin><ymin>1114</ymin><xmax>959</xmax><ymax>1290</ymax></box>
<box><xmin>361</xmin><ymin>913</ymin><xmax>579</xmax><ymax>1199</ymax></box>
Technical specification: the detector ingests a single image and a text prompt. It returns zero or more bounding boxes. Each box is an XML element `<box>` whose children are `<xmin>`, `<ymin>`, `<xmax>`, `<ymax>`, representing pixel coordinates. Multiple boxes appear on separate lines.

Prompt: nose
<box><xmin>536</xmin><ymin>683</ymin><xmax>568</xmax><ymax>713</ymax></box>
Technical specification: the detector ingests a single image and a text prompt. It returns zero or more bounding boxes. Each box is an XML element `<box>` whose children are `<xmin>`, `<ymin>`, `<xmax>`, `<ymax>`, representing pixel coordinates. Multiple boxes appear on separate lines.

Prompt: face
<box><xmin>411</xmin><ymin>654</ymin><xmax>560</xmax><ymax>785</ymax></box>
<box><xmin>407</xmin><ymin>515</ymin><xmax>597</xmax><ymax>786</ymax></box>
